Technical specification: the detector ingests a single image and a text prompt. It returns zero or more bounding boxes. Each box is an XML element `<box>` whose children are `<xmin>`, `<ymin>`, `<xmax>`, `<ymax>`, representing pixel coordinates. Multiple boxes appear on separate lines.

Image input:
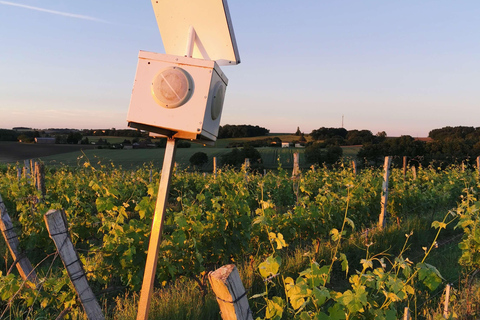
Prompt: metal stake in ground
<box><xmin>137</xmin><ymin>138</ymin><xmax>177</xmax><ymax>320</ymax></box>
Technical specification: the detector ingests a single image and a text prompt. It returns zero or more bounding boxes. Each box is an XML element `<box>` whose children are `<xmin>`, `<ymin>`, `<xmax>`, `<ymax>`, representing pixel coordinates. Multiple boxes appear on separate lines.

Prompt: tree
<box><xmin>305</xmin><ymin>142</ymin><xmax>343</xmax><ymax>165</ymax></box>
<box><xmin>189</xmin><ymin>152</ymin><xmax>208</xmax><ymax>169</ymax></box>
<box><xmin>295</xmin><ymin>127</ymin><xmax>301</xmax><ymax>136</ymax></box>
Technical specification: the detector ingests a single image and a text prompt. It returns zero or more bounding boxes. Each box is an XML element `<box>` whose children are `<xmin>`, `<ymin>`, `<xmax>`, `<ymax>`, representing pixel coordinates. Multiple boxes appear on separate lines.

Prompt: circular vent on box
<box><xmin>211</xmin><ymin>81</ymin><xmax>225</xmax><ymax>120</ymax></box>
<box><xmin>151</xmin><ymin>66</ymin><xmax>194</xmax><ymax>108</ymax></box>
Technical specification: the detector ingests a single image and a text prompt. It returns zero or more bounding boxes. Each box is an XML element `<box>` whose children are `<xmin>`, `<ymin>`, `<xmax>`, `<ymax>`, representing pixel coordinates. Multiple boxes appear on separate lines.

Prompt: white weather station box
<box><xmin>127</xmin><ymin>0</ymin><xmax>240</xmax><ymax>144</ymax></box>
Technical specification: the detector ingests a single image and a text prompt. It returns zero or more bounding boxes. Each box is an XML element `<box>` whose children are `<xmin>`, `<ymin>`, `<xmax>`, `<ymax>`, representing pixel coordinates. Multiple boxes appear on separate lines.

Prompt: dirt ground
<box><xmin>0</xmin><ymin>142</ymin><xmax>96</xmax><ymax>163</ymax></box>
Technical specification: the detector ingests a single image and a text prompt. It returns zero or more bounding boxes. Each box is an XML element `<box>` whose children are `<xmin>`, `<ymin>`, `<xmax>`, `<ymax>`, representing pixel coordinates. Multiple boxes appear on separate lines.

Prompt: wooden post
<box><xmin>209</xmin><ymin>264</ymin><xmax>253</xmax><ymax>320</ymax></box>
<box><xmin>378</xmin><ymin>156</ymin><xmax>392</xmax><ymax>229</ymax></box>
<box><xmin>462</xmin><ymin>161</ymin><xmax>465</xmax><ymax>173</ymax></box>
<box><xmin>292</xmin><ymin>152</ymin><xmax>300</xmax><ymax>179</ymax></box>
<box><xmin>443</xmin><ymin>284</ymin><xmax>451</xmax><ymax>318</ymax></box>
<box><xmin>352</xmin><ymin>160</ymin><xmax>357</xmax><ymax>176</ymax></box>
<box><xmin>213</xmin><ymin>157</ymin><xmax>217</xmax><ymax>180</ymax></box>
<box><xmin>35</xmin><ymin>162</ymin><xmax>46</xmax><ymax>199</ymax></box>
<box><xmin>24</xmin><ymin>160</ymin><xmax>30</xmax><ymax>182</ymax></box>
<box><xmin>149</xmin><ymin>169</ymin><xmax>153</xmax><ymax>183</ymax></box>
<box><xmin>44</xmin><ymin>209</ymin><xmax>104</xmax><ymax>320</ymax></box>
<box><xmin>0</xmin><ymin>193</ymin><xmax>38</xmax><ymax>285</ymax></box>
<box><xmin>244</xmin><ymin>158</ymin><xmax>250</xmax><ymax>181</ymax></box>
<box><xmin>17</xmin><ymin>167</ymin><xmax>21</xmax><ymax>182</ymax></box>
<box><xmin>403</xmin><ymin>307</ymin><xmax>410</xmax><ymax>320</ymax></box>
<box><xmin>412</xmin><ymin>166</ymin><xmax>417</xmax><ymax>180</ymax></box>
<box><xmin>137</xmin><ymin>138</ymin><xmax>177</xmax><ymax>320</ymax></box>
<box><xmin>30</xmin><ymin>159</ymin><xmax>35</xmax><ymax>185</ymax></box>
<box><xmin>403</xmin><ymin>156</ymin><xmax>407</xmax><ymax>178</ymax></box>
<box><xmin>477</xmin><ymin>156</ymin><xmax>480</xmax><ymax>176</ymax></box>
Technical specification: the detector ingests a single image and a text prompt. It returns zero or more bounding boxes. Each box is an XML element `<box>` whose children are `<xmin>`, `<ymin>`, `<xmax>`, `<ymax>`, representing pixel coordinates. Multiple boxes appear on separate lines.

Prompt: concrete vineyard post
<box><xmin>44</xmin><ymin>209</ymin><xmax>104</xmax><ymax>320</ymax></box>
<box><xmin>0</xmin><ymin>193</ymin><xmax>38</xmax><ymax>285</ymax></box>
<box><xmin>137</xmin><ymin>138</ymin><xmax>177</xmax><ymax>320</ymax></box>
<box><xmin>208</xmin><ymin>264</ymin><xmax>253</xmax><ymax>320</ymax></box>
<box><xmin>378</xmin><ymin>156</ymin><xmax>392</xmax><ymax>230</ymax></box>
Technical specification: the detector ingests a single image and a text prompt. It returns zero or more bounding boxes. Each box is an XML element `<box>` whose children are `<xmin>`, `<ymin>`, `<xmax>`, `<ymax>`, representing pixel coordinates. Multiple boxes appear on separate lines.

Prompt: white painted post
<box><xmin>443</xmin><ymin>284</ymin><xmax>451</xmax><ymax>318</ymax></box>
<box><xmin>0</xmin><ymin>193</ymin><xmax>38</xmax><ymax>285</ymax></box>
<box><xmin>378</xmin><ymin>156</ymin><xmax>392</xmax><ymax>229</ymax></box>
<box><xmin>44</xmin><ymin>209</ymin><xmax>104</xmax><ymax>320</ymax></box>
<box><xmin>209</xmin><ymin>264</ymin><xmax>253</xmax><ymax>320</ymax></box>
<box><xmin>137</xmin><ymin>138</ymin><xmax>177</xmax><ymax>320</ymax></box>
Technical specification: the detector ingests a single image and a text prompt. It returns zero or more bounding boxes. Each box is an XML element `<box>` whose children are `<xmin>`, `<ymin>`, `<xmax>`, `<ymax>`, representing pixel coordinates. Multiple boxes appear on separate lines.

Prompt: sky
<box><xmin>1</xmin><ymin>1</ymin><xmax>479</xmax><ymax>137</ymax></box>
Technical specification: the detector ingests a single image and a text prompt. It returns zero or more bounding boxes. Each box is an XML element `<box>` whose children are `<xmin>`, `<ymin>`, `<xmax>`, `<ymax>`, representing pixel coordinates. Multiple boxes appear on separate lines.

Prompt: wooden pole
<box><xmin>477</xmin><ymin>156</ymin><xmax>480</xmax><ymax>176</ymax></box>
<box><xmin>213</xmin><ymin>157</ymin><xmax>217</xmax><ymax>180</ymax></box>
<box><xmin>292</xmin><ymin>152</ymin><xmax>300</xmax><ymax>179</ymax></box>
<box><xmin>403</xmin><ymin>307</ymin><xmax>410</xmax><ymax>320</ymax></box>
<box><xmin>403</xmin><ymin>156</ymin><xmax>407</xmax><ymax>178</ymax></box>
<box><xmin>44</xmin><ymin>209</ymin><xmax>104</xmax><ymax>320</ymax></box>
<box><xmin>0</xmin><ymin>193</ymin><xmax>38</xmax><ymax>285</ymax></box>
<box><xmin>378</xmin><ymin>156</ymin><xmax>392</xmax><ymax>229</ymax></box>
<box><xmin>137</xmin><ymin>138</ymin><xmax>177</xmax><ymax>320</ymax></box>
<box><xmin>35</xmin><ymin>162</ymin><xmax>46</xmax><ymax>199</ymax></box>
<box><xmin>17</xmin><ymin>167</ymin><xmax>21</xmax><ymax>182</ymax></box>
<box><xmin>412</xmin><ymin>165</ymin><xmax>417</xmax><ymax>180</ymax></box>
<box><xmin>244</xmin><ymin>158</ymin><xmax>250</xmax><ymax>181</ymax></box>
<box><xmin>209</xmin><ymin>264</ymin><xmax>253</xmax><ymax>320</ymax></box>
<box><xmin>352</xmin><ymin>160</ymin><xmax>357</xmax><ymax>176</ymax></box>
<box><xmin>443</xmin><ymin>284</ymin><xmax>451</xmax><ymax>318</ymax></box>
<box><xmin>24</xmin><ymin>160</ymin><xmax>30</xmax><ymax>182</ymax></box>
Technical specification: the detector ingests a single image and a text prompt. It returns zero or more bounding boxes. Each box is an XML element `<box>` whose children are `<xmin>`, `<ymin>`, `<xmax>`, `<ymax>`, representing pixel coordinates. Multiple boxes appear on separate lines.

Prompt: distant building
<box><xmin>35</xmin><ymin>137</ymin><xmax>56</xmax><ymax>144</ymax></box>
<box><xmin>282</xmin><ymin>142</ymin><xmax>290</xmax><ymax>148</ymax></box>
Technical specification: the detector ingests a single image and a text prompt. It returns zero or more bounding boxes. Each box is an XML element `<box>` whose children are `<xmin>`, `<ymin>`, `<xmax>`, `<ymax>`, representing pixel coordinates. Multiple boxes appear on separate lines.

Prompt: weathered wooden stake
<box><xmin>244</xmin><ymin>158</ymin><xmax>250</xmax><ymax>181</ymax></box>
<box><xmin>23</xmin><ymin>160</ymin><xmax>30</xmax><ymax>182</ymax></box>
<box><xmin>403</xmin><ymin>156</ymin><xmax>407</xmax><ymax>178</ymax></box>
<box><xmin>292</xmin><ymin>152</ymin><xmax>300</xmax><ymax>179</ymax></box>
<box><xmin>378</xmin><ymin>156</ymin><xmax>392</xmax><ymax>229</ymax></box>
<box><xmin>477</xmin><ymin>156</ymin><xmax>480</xmax><ymax>176</ymax></box>
<box><xmin>17</xmin><ymin>167</ymin><xmax>21</xmax><ymax>182</ymax></box>
<box><xmin>0</xmin><ymin>193</ymin><xmax>38</xmax><ymax>285</ymax></box>
<box><xmin>149</xmin><ymin>169</ymin><xmax>153</xmax><ymax>183</ymax></box>
<box><xmin>35</xmin><ymin>162</ymin><xmax>46</xmax><ymax>199</ymax></box>
<box><xmin>403</xmin><ymin>307</ymin><xmax>410</xmax><ymax>320</ymax></box>
<box><xmin>209</xmin><ymin>264</ymin><xmax>253</xmax><ymax>320</ymax></box>
<box><xmin>352</xmin><ymin>160</ymin><xmax>357</xmax><ymax>176</ymax></box>
<box><xmin>137</xmin><ymin>138</ymin><xmax>177</xmax><ymax>320</ymax></box>
<box><xmin>443</xmin><ymin>284</ymin><xmax>451</xmax><ymax>318</ymax></box>
<box><xmin>462</xmin><ymin>161</ymin><xmax>465</xmax><ymax>173</ymax></box>
<box><xmin>412</xmin><ymin>165</ymin><xmax>417</xmax><ymax>180</ymax></box>
<box><xmin>44</xmin><ymin>209</ymin><xmax>104</xmax><ymax>320</ymax></box>
<box><xmin>213</xmin><ymin>157</ymin><xmax>217</xmax><ymax>180</ymax></box>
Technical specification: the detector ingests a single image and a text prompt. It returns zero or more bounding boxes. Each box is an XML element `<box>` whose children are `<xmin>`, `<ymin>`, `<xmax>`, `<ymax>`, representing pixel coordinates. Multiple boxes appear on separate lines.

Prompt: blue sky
<box><xmin>1</xmin><ymin>1</ymin><xmax>479</xmax><ymax>137</ymax></box>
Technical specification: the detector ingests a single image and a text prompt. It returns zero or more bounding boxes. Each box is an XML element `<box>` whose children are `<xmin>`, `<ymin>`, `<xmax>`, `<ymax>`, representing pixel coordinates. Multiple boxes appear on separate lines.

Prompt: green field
<box><xmin>1</xmin><ymin>137</ymin><xmax>361</xmax><ymax>170</ymax></box>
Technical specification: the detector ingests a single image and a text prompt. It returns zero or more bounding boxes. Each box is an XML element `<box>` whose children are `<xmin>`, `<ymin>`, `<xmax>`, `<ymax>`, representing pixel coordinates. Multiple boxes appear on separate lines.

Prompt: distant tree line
<box><xmin>218</xmin><ymin>125</ymin><xmax>269</xmax><ymax>138</ymax></box>
<box><xmin>358</xmin><ymin>126</ymin><xmax>480</xmax><ymax>167</ymax></box>
<box><xmin>309</xmin><ymin>127</ymin><xmax>386</xmax><ymax>146</ymax></box>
